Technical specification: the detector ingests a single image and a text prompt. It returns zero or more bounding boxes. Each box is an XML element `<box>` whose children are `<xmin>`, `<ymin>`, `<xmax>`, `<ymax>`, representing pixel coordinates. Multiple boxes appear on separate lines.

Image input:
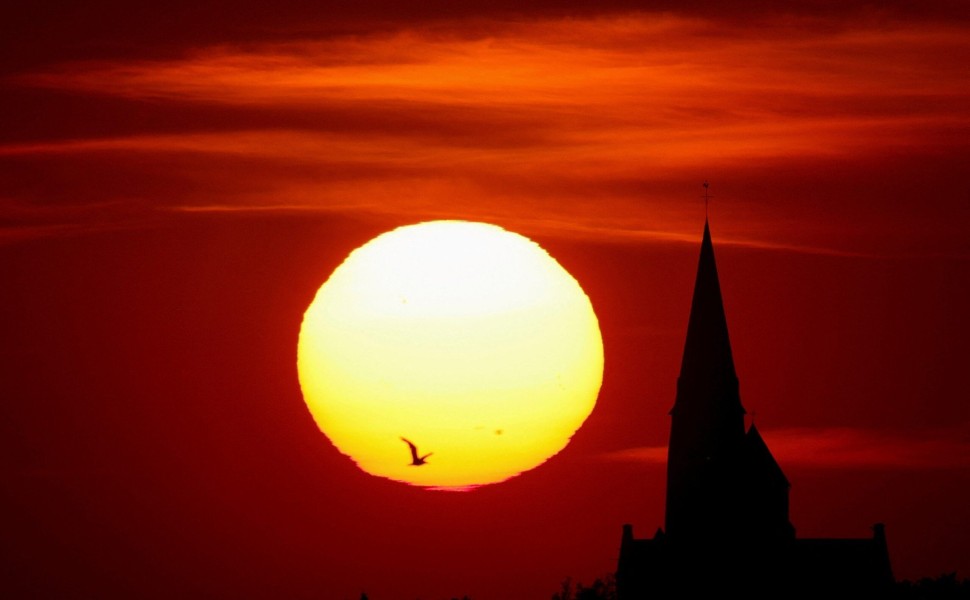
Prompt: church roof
<box><xmin>744</xmin><ymin>423</ymin><xmax>790</xmax><ymax>488</ymax></box>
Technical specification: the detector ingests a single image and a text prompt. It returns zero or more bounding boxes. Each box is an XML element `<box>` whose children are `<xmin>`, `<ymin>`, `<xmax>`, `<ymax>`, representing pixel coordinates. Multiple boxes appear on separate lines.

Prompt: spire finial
<box><xmin>702</xmin><ymin>181</ymin><xmax>712</xmax><ymax>218</ymax></box>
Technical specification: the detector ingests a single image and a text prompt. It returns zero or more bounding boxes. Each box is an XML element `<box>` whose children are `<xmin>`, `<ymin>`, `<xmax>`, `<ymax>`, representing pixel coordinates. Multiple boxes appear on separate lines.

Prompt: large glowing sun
<box><xmin>297</xmin><ymin>221</ymin><xmax>604</xmax><ymax>489</ymax></box>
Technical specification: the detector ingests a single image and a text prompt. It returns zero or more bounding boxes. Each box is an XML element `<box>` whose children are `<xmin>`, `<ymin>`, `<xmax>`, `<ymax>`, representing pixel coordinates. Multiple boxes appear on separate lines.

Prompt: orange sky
<box><xmin>1</xmin><ymin>2</ymin><xmax>968</xmax><ymax>599</ymax></box>
<box><xmin>3</xmin><ymin>10</ymin><xmax>968</xmax><ymax>254</ymax></box>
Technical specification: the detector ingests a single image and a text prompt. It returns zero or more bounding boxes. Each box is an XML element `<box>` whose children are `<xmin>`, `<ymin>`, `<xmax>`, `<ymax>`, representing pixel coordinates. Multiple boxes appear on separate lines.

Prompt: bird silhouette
<box><xmin>400</xmin><ymin>437</ymin><xmax>432</xmax><ymax>466</ymax></box>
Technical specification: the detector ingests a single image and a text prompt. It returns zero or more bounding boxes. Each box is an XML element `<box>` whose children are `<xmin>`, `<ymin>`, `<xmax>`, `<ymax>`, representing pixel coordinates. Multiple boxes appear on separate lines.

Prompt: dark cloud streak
<box><xmin>3</xmin><ymin>0</ymin><xmax>968</xmax><ymax>74</ymax></box>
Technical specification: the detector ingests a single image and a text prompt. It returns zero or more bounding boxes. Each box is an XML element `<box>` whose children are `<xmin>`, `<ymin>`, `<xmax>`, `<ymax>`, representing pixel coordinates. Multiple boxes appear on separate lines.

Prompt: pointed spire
<box><xmin>678</xmin><ymin>219</ymin><xmax>737</xmax><ymax>386</ymax></box>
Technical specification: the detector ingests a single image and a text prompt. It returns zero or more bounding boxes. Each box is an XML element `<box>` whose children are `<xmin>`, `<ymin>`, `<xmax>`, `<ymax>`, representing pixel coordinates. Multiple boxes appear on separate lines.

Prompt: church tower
<box><xmin>664</xmin><ymin>219</ymin><xmax>749</xmax><ymax>541</ymax></box>
<box><xmin>663</xmin><ymin>219</ymin><xmax>795</xmax><ymax>544</ymax></box>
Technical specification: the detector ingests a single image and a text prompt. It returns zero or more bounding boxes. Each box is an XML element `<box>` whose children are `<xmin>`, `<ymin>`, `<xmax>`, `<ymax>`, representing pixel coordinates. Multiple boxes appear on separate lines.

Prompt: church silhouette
<box><xmin>616</xmin><ymin>221</ymin><xmax>895</xmax><ymax>599</ymax></box>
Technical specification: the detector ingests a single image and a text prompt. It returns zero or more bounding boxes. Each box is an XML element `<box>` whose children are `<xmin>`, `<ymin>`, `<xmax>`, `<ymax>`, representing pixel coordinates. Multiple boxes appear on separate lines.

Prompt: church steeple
<box><xmin>675</xmin><ymin>219</ymin><xmax>739</xmax><ymax>397</ymax></box>
<box><xmin>664</xmin><ymin>219</ymin><xmax>747</xmax><ymax>539</ymax></box>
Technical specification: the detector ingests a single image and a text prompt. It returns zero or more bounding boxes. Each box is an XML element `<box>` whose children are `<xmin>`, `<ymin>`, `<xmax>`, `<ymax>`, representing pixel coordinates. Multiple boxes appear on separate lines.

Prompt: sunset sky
<box><xmin>2</xmin><ymin>1</ymin><xmax>968</xmax><ymax>598</ymax></box>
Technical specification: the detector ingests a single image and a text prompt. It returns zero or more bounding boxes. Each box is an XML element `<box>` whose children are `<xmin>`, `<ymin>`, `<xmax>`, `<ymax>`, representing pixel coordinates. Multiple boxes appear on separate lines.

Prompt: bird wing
<box><xmin>400</xmin><ymin>437</ymin><xmax>420</xmax><ymax>461</ymax></box>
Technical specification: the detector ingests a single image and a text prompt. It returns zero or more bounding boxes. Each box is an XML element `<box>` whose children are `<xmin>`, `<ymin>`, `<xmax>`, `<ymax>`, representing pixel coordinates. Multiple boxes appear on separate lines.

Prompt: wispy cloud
<box><xmin>0</xmin><ymin>197</ymin><xmax>159</xmax><ymax>244</ymax></box>
<box><xmin>603</xmin><ymin>425</ymin><xmax>970</xmax><ymax>470</ymax></box>
<box><xmin>18</xmin><ymin>18</ymin><xmax>968</xmax><ymax>156</ymax></box>
<box><xmin>2</xmin><ymin>13</ymin><xmax>968</xmax><ymax>253</ymax></box>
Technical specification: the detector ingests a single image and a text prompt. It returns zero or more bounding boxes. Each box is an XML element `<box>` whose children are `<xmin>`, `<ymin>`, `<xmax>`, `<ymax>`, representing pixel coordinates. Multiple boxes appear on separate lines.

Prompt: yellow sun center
<box><xmin>297</xmin><ymin>221</ymin><xmax>604</xmax><ymax>489</ymax></box>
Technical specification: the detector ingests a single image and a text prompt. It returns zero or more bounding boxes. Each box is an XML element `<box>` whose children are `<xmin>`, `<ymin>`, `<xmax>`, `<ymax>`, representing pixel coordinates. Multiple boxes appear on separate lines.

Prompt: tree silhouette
<box><xmin>895</xmin><ymin>573</ymin><xmax>970</xmax><ymax>599</ymax></box>
<box><xmin>552</xmin><ymin>575</ymin><xmax>616</xmax><ymax>600</ymax></box>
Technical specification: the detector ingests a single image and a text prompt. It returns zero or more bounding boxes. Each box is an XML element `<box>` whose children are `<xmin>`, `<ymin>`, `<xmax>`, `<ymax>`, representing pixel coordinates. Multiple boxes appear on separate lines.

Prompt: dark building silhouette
<box><xmin>616</xmin><ymin>221</ymin><xmax>894</xmax><ymax>599</ymax></box>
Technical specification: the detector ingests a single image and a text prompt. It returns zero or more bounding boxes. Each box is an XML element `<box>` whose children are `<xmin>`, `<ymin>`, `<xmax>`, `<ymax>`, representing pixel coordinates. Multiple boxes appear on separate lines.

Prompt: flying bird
<box><xmin>400</xmin><ymin>437</ymin><xmax>432</xmax><ymax>466</ymax></box>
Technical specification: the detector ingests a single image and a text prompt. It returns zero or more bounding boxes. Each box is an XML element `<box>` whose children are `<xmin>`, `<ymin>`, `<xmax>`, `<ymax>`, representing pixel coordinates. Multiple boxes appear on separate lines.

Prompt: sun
<box><xmin>297</xmin><ymin>220</ymin><xmax>604</xmax><ymax>489</ymax></box>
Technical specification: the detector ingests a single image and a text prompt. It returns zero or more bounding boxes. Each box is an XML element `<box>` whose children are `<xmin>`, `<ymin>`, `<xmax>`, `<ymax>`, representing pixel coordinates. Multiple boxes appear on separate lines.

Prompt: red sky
<box><xmin>1</xmin><ymin>2</ymin><xmax>968</xmax><ymax>598</ymax></box>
